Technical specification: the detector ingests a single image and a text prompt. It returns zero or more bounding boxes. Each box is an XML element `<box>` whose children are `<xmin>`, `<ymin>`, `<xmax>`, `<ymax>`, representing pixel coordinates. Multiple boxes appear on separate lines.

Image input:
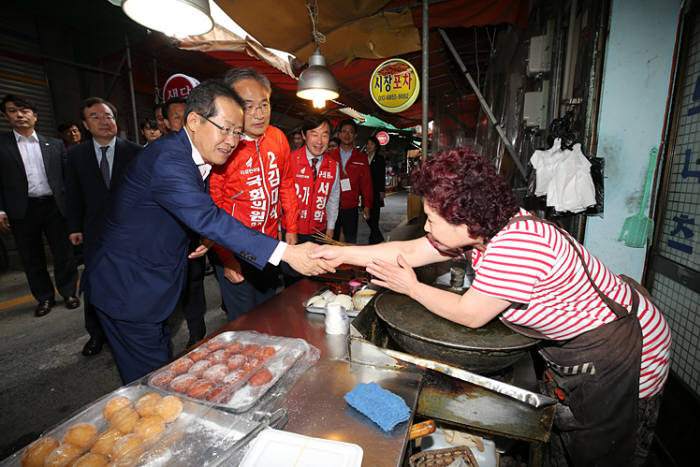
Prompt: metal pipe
<box><xmin>561</xmin><ymin>0</ymin><xmax>578</xmax><ymax>109</ymax></box>
<box><xmin>421</xmin><ymin>0</ymin><xmax>429</xmax><ymax>160</ymax></box>
<box><xmin>153</xmin><ymin>57</ymin><xmax>160</xmax><ymax>104</ymax></box>
<box><xmin>439</xmin><ymin>29</ymin><xmax>528</xmax><ymax>180</ymax></box>
<box><xmin>125</xmin><ymin>35</ymin><xmax>140</xmax><ymax>145</ymax></box>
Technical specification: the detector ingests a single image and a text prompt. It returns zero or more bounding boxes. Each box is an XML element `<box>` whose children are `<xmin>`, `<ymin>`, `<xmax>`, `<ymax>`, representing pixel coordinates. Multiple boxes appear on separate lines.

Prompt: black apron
<box><xmin>496</xmin><ymin>216</ymin><xmax>644</xmax><ymax>466</ymax></box>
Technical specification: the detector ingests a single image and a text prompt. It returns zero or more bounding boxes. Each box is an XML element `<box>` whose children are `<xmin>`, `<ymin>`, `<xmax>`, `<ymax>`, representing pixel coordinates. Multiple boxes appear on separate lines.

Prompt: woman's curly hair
<box><xmin>411</xmin><ymin>147</ymin><xmax>519</xmax><ymax>242</ymax></box>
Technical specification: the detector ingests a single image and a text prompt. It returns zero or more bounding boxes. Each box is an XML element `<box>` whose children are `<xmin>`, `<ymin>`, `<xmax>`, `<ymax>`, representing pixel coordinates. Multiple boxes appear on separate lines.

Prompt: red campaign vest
<box><xmin>290</xmin><ymin>148</ymin><xmax>338</xmax><ymax>235</ymax></box>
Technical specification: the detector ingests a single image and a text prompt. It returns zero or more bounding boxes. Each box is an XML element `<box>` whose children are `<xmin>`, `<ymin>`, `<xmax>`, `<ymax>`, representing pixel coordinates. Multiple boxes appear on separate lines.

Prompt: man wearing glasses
<box><xmin>209</xmin><ymin>68</ymin><xmax>300</xmax><ymax>321</ymax></box>
<box><xmin>65</xmin><ymin>97</ymin><xmax>142</xmax><ymax>356</ymax></box>
<box><xmin>82</xmin><ymin>80</ymin><xmax>331</xmax><ymax>383</ymax></box>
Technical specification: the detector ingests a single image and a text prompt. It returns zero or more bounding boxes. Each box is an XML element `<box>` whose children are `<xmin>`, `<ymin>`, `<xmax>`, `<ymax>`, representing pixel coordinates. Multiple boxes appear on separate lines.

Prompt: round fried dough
<box><xmin>62</xmin><ymin>422</ymin><xmax>98</xmax><ymax>449</ymax></box>
<box><xmin>134</xmin><ymin>392</ymin><xmax>162</xmax><ymax>417</ymax></box>
<box><xmin>44</xmin><ymin>443</ymin><xmax>83</xmax><ymax>466</ymax></box>
<box><xmin>90</xmin><ymin>428</ymin><xmax>124</xmax><ymax>456</ymax></box>
<box><xmin>20</xmin><ymin>436</ymin><xmax>59</xmax><ymax>467</ymax></box>
<box><xmin>154</xmin><ymin>395</ymin><xmax>182</xmax><ymax>423</ymax></box>
<box><xmin>109</xmin><ymin>406</ymin><xmax>139</xmax><ymax>433</ymax></box>
<box><xmin>111</xmin><ymin>433</ymin><xmax>144</xmax><ymax>460</ymax></box>
<box><xmin>102</xmin><ymin>396</ymin><xmax>132</xmax><ymax>421</ymax></box>
<box><xmin>73</xmin><ymin>452</ymin><xmax>108</xmax><ymax>467</ymax></box>
<box><xmin>133</xmin><ymin>415</ymin><xmax>165</xmax><ymax>441</ymax></box>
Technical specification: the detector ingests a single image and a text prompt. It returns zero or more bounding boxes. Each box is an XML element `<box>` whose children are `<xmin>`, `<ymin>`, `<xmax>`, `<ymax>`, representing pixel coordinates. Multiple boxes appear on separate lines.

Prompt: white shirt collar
<box><xmin>305</xmin><ymin>146</ymin><xmax>322</xmax><ymax>162</ymax></box>
<box><xmin>92</xmin><ymin>136</ymin><xmax>116</xmax><ymax>152</ymax></box>
<box><xmin>185</xmin><ymin>129</ymin><xmax>211</xmax><ymax>180</ymax></box>
<box><xmin>13</xmin><ymin>129</ymin><xmax>38</xmax><ymax>143</ymax></box>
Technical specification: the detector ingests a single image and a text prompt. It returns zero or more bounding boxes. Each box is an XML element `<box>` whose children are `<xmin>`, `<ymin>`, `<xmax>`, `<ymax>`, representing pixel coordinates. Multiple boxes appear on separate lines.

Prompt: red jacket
<box><xmin>327</xmin><ymin>147</ymin><xmax>373</xmax><ymax>210</ymax></box>
<box><xmin>209</xmin><ymin>125</ymin><xmax>298</xmax><ymax>264</ymax></box>
<box><xmin>288</xmin><ymin>147</ymin><xmax>339</xmax><ymax>235</ymax></box>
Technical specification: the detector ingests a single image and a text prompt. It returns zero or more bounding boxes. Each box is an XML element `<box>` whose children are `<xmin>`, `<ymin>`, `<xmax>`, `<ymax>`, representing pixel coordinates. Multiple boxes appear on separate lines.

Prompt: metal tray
<box><xmin>302</xmin><ymin>287</ymin><xmax>360</xmax><ymax>317</ymax></box>
<box><xmin>0</xmin><ymin>385</ymin><xmax>259</xmax><ymax>467</ymax></box>
<box><xmin>148</xmin><ymin>331</ymin><xmax>309</xmax><ymax>412</ymax></box>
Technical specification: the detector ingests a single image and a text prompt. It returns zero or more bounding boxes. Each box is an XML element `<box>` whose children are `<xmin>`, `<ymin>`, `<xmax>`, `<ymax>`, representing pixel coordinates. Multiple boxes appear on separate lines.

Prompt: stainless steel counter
<box><xmin>215</xmin><ymin>279</ymin><xmax>423</xmax><ymax>467</ymax></box>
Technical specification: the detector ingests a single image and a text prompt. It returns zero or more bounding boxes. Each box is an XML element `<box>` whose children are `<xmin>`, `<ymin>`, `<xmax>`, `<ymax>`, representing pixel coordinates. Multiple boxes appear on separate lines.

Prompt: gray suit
<box><xmin>0</xmin><ymin>131</ymin><xmax>77</xmax><ymax>302</ymax></box>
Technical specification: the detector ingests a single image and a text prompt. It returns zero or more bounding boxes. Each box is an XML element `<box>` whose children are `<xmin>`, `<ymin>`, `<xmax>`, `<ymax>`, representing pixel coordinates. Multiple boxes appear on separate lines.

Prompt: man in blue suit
<box><xmin>84</xmin><ymin>80</ymin><xmax>332</xmax><ymax>383</ymax></box>
<box><xmin>65</xmin><ymin>97</ymin><xmax>142</xmax><ymax>357</ymax></box>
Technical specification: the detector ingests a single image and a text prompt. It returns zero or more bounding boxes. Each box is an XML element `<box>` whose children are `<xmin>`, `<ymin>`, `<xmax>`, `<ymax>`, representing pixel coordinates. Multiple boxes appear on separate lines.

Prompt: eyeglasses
<box><xmin>198</xmin><ymin>114</ymin><xmax>243</xmax><ymax>138</ymax></box>
<box><xmin>87</xmin><ymin>114</ymin><xmax>115</xmax><ymax>121</ymax></box>
<box><xmin>244</xmin><ymin>101</ymin><xmax>270</xmax><ymax>115</ymax></box>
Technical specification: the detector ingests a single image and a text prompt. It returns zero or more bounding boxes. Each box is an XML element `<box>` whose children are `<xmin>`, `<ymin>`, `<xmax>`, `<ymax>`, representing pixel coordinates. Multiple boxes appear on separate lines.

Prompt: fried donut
<box><xmin>44</xmin><ymin>443</ymin><xmax>83</xmax><ymax>467</ymax></box>
<box><xmin>187</xmin><ymin>379</ymin><xmax>215</xmax><ymax>399</ymax></box>
<box><xmin>102</xmin><ymin>396</ymin><xmax>132</xmax><ymax>421</ymax></box>
<box><xmin>90</xmin><ymin>428</ymin><xmax>124</xmax><ymax>456</ymax></box>
<box><xmin>248</xmin><ymin>367</ymin><xmax>273</xmax><ymax>387</ymax></box>
<box><xmin>188</xmin><ymin>359</ymin><xmax>212</xmax><ymax>378</ymax></box>
<box><xmin>109</xmin><ymin>406</ymin><xmax>139</xmax><ymax>434</ymax></box>
<box><xmin>154</xmin><ymin>395</ymin><xmax>183</xmax><ymax>423</ymax></box>
<box><xmin>169</xmin><ymin>373</ymin><xmax>197</xmax><ymax>393</ymax></box>
<box><xmin>132</xmin><ymin>415</ymin><xmax>165</xmax><ymax>441</ymax></box>
<box><xmin>62</xmin><ymin>422</ymin><xmax>98</xmax><ymax>449</ymax></box>
<box><xmin>169</xmin><ymin>357</ymin><xmax>193</xmax><ymax>374</ymax></box>
<box><xmin>134</xmin><ymin>392</ymin><xmax>162</xmax><ymax>417</ymax></box>
<box><xmin>20</xmin><ymin>436</ymin><xmax>59</xmax><ymax>467</ymax></box>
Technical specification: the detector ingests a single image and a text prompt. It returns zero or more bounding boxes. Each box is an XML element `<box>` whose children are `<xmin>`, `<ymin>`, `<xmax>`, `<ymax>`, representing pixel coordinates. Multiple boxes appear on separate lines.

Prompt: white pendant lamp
<box><xmin>122</xmin><ymin>0</ymin><xmax>214</xmax><ymax>37</ymax></box>
<box><xmin>297</xmin><ymin>48</ymin><xmax>339</xmax><ymax>109</ymax></box>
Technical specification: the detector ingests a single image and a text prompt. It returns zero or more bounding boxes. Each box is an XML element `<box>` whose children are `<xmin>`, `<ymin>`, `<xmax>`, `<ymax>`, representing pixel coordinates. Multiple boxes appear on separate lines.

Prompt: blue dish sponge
<box><xmin>344</xmin><ymin>382</ymin><xmax>411</xmax><ymax>431</ymax></box>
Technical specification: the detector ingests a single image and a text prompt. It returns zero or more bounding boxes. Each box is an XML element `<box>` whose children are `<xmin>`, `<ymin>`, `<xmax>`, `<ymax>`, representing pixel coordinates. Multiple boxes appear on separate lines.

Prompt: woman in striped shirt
<box><xmin>312</xmin><ymin>147</ymin><xmax>670</xmax><ymax>466</ymax></box>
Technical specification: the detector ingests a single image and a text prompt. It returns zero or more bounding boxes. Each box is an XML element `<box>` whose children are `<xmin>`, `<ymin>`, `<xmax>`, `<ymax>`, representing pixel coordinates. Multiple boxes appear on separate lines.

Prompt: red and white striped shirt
<box><xmin>467</xmin><ymin>209</ymin><xmax>671</xmax><ymax>398</ymax></box>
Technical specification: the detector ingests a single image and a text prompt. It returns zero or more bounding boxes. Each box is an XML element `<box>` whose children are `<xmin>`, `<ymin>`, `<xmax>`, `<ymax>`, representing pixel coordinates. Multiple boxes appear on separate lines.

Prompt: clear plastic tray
<box><xmin>0</xmin><ymin>385</ymin><xmax>258</xmax><ymax>467</ymax></box>
<box><xmin>148</xmin><ymin>331</ymin><xmax>310</xmax><ymax>412</ymax></box>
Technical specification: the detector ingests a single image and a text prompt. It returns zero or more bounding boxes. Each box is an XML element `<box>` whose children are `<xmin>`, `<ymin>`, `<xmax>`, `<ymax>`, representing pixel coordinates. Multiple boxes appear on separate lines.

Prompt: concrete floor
<box><xmin>0</xmin><ymin>191</ymin><xmax>410</xmax><ymax>459</ymax></box>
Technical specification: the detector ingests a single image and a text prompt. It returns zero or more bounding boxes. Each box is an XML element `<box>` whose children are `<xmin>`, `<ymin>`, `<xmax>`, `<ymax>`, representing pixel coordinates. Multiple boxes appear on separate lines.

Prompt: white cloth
<box><xmin>14</xmin><ymin>130</ymin><xmax>52</xmax><ymax>197</ymax></box>
<box><xmin>529</xmin><ymin>139</ymin><xmax>596</xmax><ymax>213</ymax></box>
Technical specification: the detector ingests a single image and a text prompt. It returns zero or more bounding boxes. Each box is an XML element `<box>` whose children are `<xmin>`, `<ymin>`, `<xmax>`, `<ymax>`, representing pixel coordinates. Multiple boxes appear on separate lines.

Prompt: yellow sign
<box><xmin>369</xmin><ymin>59</ymin><xmax>420</xmax><ymax>113</ymax></box>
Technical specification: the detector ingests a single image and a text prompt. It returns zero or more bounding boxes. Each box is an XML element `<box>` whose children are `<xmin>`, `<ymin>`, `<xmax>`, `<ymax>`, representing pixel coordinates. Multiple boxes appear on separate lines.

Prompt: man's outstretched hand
<box><xmin>283</xmin><ymin>242</ymin><xmax>335</xmax><ymax>276</ymax></box>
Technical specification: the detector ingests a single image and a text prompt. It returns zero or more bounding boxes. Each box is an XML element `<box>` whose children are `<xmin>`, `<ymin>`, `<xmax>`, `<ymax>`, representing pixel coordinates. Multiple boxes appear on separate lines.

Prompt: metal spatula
<box><xmin>619</xmin><ymin>148</ymin><xmax>658</xmax><ymax>248</ymax></box>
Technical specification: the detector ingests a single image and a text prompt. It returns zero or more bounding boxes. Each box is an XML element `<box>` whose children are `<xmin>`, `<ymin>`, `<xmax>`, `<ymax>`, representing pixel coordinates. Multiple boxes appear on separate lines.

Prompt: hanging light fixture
<box><xmin>121</xmin><ymin>0</ymin><xmax>214</xmax><ymax>37</ymax></box>
<box><xmin>296</xmin><ymin>1</ymin><xmax>339</xmax><ymax>109</ymax></box>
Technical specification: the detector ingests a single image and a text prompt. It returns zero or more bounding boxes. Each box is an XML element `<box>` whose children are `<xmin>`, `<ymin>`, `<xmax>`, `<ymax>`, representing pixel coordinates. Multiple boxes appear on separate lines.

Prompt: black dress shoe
<box><xmin>82</xmin><ymin>337</ymin><xmax>104</xmax><ymax>356</ymax></box>
<box><xmin>64</xmin><ymin>296</ymin><xmax>80</xmax><ymax>309</ymax></box>
<box><xmin>35</xmin><ymin>299</ymin><xmax>55</xmax><ymax>317</ymax></box>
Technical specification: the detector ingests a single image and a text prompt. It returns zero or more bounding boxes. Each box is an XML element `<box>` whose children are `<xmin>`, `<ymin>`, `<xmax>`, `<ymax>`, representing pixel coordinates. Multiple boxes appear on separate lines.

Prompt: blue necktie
<box><xmin>99</xmin><ymin>146</ymin><xmax>110</xmax><ymax>188</ymax></box>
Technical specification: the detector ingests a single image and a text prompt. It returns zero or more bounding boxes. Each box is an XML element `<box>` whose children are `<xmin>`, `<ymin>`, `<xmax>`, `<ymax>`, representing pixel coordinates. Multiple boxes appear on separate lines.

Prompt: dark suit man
<box><xmin>0</xmin><ymin>95</ymin><xmax>79</xmax><ymax>316</ymax></box>
<box><xmin>366</xmin><ymin>136</ymin><xmax>386</xmax><ymax>244</ymax></box>
<box><xmin>65</xmin><ymin>97</ymin><xmax>142</xmax><ymax>356</ymax></box>
<box><xmin>83</xmin><ymin>80</ymin><xmax>332</xmax><ymax>383</ymax></box>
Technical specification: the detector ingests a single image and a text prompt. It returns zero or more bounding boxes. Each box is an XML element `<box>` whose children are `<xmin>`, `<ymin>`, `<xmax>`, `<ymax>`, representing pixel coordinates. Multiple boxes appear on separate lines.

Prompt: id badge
<box><xmin>340</xmin><ymin>178</ymin><xmax>351</xmax><ymax>192</ymax></box>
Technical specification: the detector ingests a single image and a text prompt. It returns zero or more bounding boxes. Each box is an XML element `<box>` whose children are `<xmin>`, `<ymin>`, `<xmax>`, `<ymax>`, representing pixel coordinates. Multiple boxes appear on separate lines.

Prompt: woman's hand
<box><xmin>366</xmin><ymin>254</ymin><xmax>419</xmax><ymax>297</ymax></box>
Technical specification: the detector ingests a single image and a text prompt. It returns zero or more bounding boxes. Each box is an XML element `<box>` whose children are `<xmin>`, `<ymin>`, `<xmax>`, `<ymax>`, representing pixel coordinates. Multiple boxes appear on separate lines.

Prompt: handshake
<box><xmin>282</xmin><ymin>242</ymin><xmax>344</xmax><ymax>276</ymax></box>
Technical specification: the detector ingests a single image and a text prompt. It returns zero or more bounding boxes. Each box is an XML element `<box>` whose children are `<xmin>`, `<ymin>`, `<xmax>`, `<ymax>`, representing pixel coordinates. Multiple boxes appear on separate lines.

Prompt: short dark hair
<box><xmin>366</xmin><ymin>136</ymin><xmax>380</xmax><ymax>149</ymax></box>
<box><xmin>411</xmin><ymin>147</ymin><xmax>519</xmax><ymax>242</ymax></box>
<box><xmin>57</xmin><ymin>121</ymin><xmax>78</xmax><ymax>133</ymax></box>
<box><xmin>140</xmin><ymin>118</ymin><xmax>158</xmax><ymax>131</ymax></box>
<box><xmin>301</xmin><ymin>115</ymin><xmax>331</xmax><ymax>136</ymax></box>
<box><xmin>184</xmin><ymin>79</ymin><xmax>244</xmax><ymax>122</ymax></box>
<box><xmin>80</xmin><ymin>97</ymin><xmax>118</xmax><ymax>121</ymax></box>
<box><xmin>1</xmin><ymin>94</ymin><xmax>37</xmax><ymax>114</ymax></box>
<box><xmin>337</xmin><ymin>119</ymin><xmax>357</xmax><ymax>133</ymax></box>
<box><xmin>163</xmin><ymin>97</ymin><xmax>186</xmax><ymax>119</ymax></box>
<box><xmin>153</xmin><ymin>102</ymin><xmax>166</xmax><ymax>115</ymax></box>
<box><xmin>223</xmin><ymin>68</ymin><xmax>271</xmax><ymax>94</ymax></box>
<box><xmin>329</xmin><ymin>137</ymin><xmax>341</xmax><ymax>146</ymax></box>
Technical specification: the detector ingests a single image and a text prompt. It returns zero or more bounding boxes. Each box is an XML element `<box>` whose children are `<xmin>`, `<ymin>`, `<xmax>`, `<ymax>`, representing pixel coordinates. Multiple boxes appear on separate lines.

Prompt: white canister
<box><xmin>325</xmin><ymin>302</ymin><xmax>349</xmax><ymax>334</ymax></box>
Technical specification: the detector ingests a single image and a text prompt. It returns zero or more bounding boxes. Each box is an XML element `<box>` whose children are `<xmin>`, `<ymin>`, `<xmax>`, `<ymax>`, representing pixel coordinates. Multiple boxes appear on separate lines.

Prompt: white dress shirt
<box><xmin>92</xmin><ymin>136</ymin><xmax>117</xmax><ymax>180</ymax></box>
<box><xmin>184</xmin><ymin>130</ymin><xmax>287</xmax><ymax>265</ymax></box>
<box><xmin>14</xmin><ymin>130</ymin><xmax>52</xmax><ymax>197</ymax></box>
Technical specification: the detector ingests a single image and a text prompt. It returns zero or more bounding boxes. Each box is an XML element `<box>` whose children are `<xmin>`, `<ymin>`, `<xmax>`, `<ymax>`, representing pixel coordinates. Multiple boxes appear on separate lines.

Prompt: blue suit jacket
<box><xmin>84</xmin><ymin>129</ymin><xmax>279</xmax><ymax>323</ymax></box>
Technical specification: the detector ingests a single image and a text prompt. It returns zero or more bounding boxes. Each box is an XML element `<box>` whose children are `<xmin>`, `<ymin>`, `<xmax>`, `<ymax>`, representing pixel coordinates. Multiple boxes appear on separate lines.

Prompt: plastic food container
<box><xmin>304</xmin><ymin>287</ymin><xmax>377</xmax><ymax>317</ymax></box>
<box><xmin>0</xmin><ymin>385</ymin><xmax>258</xmax><ymax>467</ymax></box>
<box><xmin>148</xmin><ymin>331</ymin><xmax>310</xmax><ymax>412</ymax></box>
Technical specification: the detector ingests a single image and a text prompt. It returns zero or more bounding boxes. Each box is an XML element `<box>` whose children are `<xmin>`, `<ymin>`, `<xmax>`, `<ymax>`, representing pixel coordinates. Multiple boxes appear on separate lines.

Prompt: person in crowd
<box><xmin>58</xmin><ymin>122</ymin><xmax>82</xmax><ymax>148</ymax></box>
<box><xmin>327</xmin><ymin>136</ymin><xmax>340</xmax><ymax>151</ymax></box>
<box><xmin>312</xmin><ymin>146</ymin><xmax>671</xmax><ymax>467</ymax></box>
<box><xmin>287</xmin><ymin>115</ymin><xmax>339</xmax><ymax>243</ymax></box>
<box><xmin>165</xmin><ymin>95</ymin><xmax>208</xmax><ymax>347</ymax></box>
<box><xmin>140</xmin><ymin>118</ymin><xmax>161</xmax><ymax>144</ymax></box>
<box><xmin>365</xmin><ymin>135</ymin><xmax>386</xmax><ymax>244</ymax></box>
<box><xmin>65</xmin><ymin>97</ymin><xmax>142</xmax><ymax>356</ymax></box>
<box><xmin>0</xmin><ymin>95</ymin><xmax>79</xmax><ymax>317</ymax></box>
<box><xmin>209</xmin><ymin>68</ymin><xmax>299</xmax><ymax>321</ymax></box>
<box><xmin>289</xmin><ymin>130</ymin><xmax>303</xmax><ymax>150</ymax></box>
<box><xmin>153</xmin><ymin>103</ymin><xmax>168</xmax><ymax>136</ymax></box>
<box><xmin>83</xmin><ymin>79</ymin><xmax>332</xmax><ymax>383</ymax></box>
<box><xmin>163</xmin><ymin>97</ymin><xmax>187</xmax><ymax>132</ymax></box>
<box><xmin>328</xmin><ymin>119</ymin><xmax>372</xmax><ymax>244</ymax></box>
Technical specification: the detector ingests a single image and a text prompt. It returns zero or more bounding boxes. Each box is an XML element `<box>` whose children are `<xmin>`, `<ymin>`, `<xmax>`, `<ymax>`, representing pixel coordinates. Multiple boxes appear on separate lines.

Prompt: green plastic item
<box><xmin>618</xmin><ymin>147</ymin><xmax>658</xmax><ymax>248</ymax></box>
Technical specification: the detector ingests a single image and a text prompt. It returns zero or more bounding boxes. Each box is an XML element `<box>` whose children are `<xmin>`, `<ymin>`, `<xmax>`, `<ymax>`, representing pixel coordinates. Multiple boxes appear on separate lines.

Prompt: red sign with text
<box><xmin>376</xmin><ymin>131</ymin><xmax>390</xmax><ymax>146</ymax></box>
<box><xmin>162</xmin><ymin>74</ymin><xmax>200</xmax><ymax>102</ymax></box>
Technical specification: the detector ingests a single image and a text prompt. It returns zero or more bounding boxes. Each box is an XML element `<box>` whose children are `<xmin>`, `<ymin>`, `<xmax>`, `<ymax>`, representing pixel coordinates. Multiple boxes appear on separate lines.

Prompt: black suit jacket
<box><xmin>64</xmin><ymin>137</ymin><xmax>142</xmax><ymax>258</ymax></box>
<box><xmin>369</xmin><ymin>153</ymin><xmax>386</xmax><ymax>208</ymax></box>
<box><xmin>0</xmin><ymin>131</ymin><xmax>68</xmax><ymax>219</ymax></box>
